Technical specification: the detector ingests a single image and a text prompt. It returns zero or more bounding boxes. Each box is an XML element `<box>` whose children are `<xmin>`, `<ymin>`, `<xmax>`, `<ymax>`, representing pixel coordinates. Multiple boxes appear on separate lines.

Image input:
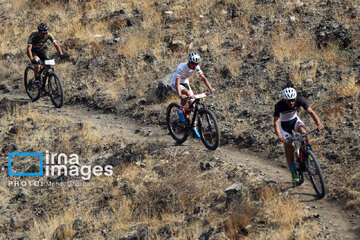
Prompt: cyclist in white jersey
<box><xmin>171</xmin><ymin>52</ymin><xmax>215</xmax><ymax>137</ymax></box>
<box><xmin>273</xmin><ymin>87</ymin><xmax>323</xmax><ymax>182</ymax></box>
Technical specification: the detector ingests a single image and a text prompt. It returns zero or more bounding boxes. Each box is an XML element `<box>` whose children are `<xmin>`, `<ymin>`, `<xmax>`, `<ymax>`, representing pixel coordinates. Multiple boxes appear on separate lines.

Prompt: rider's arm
<box><xmin>27</xmin><ymin>45</ymin><xmax>34</xmax><ymax>60</ymax></box>
<box><xmin>200</xmin><ymin>74</ymin><xmax>215</xmax><ymax>93</ymax></box>
<box><xmin>274</xmin><ymin>117</ymin><xmax>286</xmax><ymax>142</ymax></box>
<box><xmin>306</xmin><ymin>107</ymin><xmax>323</xmax><ymax>131</ymax></box>
<box><xmin>175</xmin><ymin>78</ymin><xmax>182</xmax><ymax>98</ymax></box>
<box><xmin>53</xmin><ymin>41</ymin><xmax>63</xmax><ymax>56</ymax></box>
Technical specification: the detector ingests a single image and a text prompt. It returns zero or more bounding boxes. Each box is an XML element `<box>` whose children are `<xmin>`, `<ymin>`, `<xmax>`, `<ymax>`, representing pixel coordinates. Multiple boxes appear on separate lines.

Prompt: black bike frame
<box><xmin>185</xmin><ymin>98</ymin><xmax>207</xmax><ymax>130</ymax></box>
<box><xmin>291</xmin><ymin>129</ymin><xmax>319</xmax><ymax>164</ymax></box>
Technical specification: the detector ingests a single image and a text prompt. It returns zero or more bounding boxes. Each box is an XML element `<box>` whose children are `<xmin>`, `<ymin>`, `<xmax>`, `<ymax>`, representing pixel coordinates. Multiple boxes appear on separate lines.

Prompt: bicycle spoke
<box><xmin>166</xmin><ymin>103</ymin><xmax>189</xmax><ymax>143</ymax></box>
<box><xmin>198</xmin><ymin>109</ymin><xmax>220</xmax><ymax>150</ymax></box>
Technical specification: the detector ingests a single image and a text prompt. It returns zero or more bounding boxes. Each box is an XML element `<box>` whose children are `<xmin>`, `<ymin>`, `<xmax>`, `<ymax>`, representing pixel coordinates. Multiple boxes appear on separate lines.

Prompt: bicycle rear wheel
<box><xmin>306</xmin><ymin>150</ymin><xmax>326</xmax><ymax>199</ymax></box>
<box><xmin>24</xmin><ymin>65</ymin><xmax>40</xmax><ymax>101</ymax></box>
<box><xmin>48</xmin><ymin>72</ymin><xmax>64</xmax><ymax>108</ymax></box>
<box><xmin>166</xmin><ymin>102</ymin><xmax>189</xmax><ymax>143</ymax></box>
<box><xmin>198</xmin><ymin>108</ymin><xmax>220</xmax><ymax>150</ymax></box>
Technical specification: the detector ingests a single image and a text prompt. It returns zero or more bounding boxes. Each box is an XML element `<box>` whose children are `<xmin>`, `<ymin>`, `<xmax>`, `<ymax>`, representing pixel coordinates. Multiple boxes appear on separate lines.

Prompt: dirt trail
<box><xmin>1</xmin><ymin>92</ymin><xmax>359</xmax><ymax>239</ymax></box>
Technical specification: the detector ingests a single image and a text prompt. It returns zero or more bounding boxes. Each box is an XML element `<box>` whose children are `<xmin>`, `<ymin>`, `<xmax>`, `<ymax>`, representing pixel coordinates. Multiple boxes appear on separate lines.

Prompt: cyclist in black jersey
<box><xmin>273</xmin><ymin>87</ymin><xmax>323</xmax><ymax>182</ymax></box>
<box><xmin>27</xmin><ymin>23</ymin><xmax>64</xmax><ymax>84</ymax></box>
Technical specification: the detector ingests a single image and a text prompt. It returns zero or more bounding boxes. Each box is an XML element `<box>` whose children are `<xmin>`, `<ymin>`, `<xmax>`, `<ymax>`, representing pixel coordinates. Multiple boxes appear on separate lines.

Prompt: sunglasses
<box><xmin>286</xmin><ymin>99</ymin><xmax>296</xmax><ymax>103</ymax></box>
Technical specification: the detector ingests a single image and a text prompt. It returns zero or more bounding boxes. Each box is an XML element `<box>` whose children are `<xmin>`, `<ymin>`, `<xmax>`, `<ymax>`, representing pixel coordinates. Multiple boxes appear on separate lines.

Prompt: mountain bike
<box><xmin>287</xmin><ymin>129</ymin><xmax>326</xmax><ymax>199</ymax></box>
<box><xmin>24</xmin><ymin>58</ymin><xmax>64</xmax><ymax>108</ymax></box>
<box><xmin>166</xmin><ymin>92</ymin><xmax>220</xmax><ymax>150</ymax></box>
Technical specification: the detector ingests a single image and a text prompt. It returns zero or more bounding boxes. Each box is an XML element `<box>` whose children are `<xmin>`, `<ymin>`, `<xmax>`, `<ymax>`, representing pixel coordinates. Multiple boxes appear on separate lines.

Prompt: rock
<box><xmin>315</xmin><ymin>20</ymin><xmax>351</xmax><ymax>49</ymax></box>
<box><xmin>200</xmin><ymin>162</ymin><xmax>215</xmax><ymax>171</ymax></box>
<box><xmin>221</xmin><ymin>9</ymin><xmax>227</xmax><ymax>15</ymax></box>
<box><xmin>26</xmin><ymin>164</ymin><xmax>40</xmax><ymax>173</ymax></box>
<box><xmin>12</xmin><ymin>189</ymin><xmax>29</xmax><ymax>201</ymax></box>
<box><xmin>1</xmin><ymin>142</ymin><xmax>18</xmax><ymax>153</ymax></box>
<box><xmin>210</xmin><ymin>232</ymin><xmax>230</xmax><ymax>240</ymax></box>
<box><xmin>305</xmin><ymin>77</ymin><xmax>314</xmax><ymax>86</ymax></box>
<box><xmin>200</xmin><ymin>45</ymin><xmax>208</xmax><ymax>53</ymax></box>
<box><xmin>9</xmin><ymin>125</ymin><xmax>25</xmax><ymax>135</ymax></box>
<box><xmin>168</xmin><ymin>39</ymin><xmax>186</xmax><ymax>52</ymax></box>
<box><xmin>143</xmin><ymin>53</ymin><xmax>157</xmax><ymax>65</ymax></box>
<box><xmin>118</xmin><ymin>224</ymin><xmax>153</xmax><ymax>240</ymax></box>
<box><xmin>164</xmin><ymin>11</ymin><xmax>173</xmax><ymax>15</ymax></box>
<box><xmin>300</xmin><ymin>60</ymin><xmax>313</xmax><ymax>71</ymax></box>
<box><xmin>135</xmin><ymin>127</ymin><xmax>152</xmax><ymax>136</ymax></box>
<box><xmin>225</xmin><ymin>183</ymin><xmax>245</xmax><ymax>196</ymax></box>
<box><xmin>156</xmin><ymin>68</ymin><xmax>176</xmax><ymax>99</ymax></box>
<box><xmin>199</xmin><ymin>229</ymin><xmax>213</xmax><ymax>240</ymax></box>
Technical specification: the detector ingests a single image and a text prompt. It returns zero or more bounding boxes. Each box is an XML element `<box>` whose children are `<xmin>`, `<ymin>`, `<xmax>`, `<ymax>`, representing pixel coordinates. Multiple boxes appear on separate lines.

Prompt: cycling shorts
<box><xmin>32</xmin><ymin>48</ymin><xmax>48</xmax><ymax>62</ymax></box>
<box><xmin>171</xmin><ymin>82</ymin><xmax>194</xmax><ymax>96</ymax></box>
<box><xmin>279</xmin><ymin>117</ymin><xmax>305</xmax><ymax>138</ymax></box>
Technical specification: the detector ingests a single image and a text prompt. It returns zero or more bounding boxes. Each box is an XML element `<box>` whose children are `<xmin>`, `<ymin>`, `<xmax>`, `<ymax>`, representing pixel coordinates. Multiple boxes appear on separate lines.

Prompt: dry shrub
<box><xmin>331</xmin><ymin>74</ymin><xmax>360</xmax><ymax>99</ymax></box>
<box><xmin>224</xmin><ymin>196</ymin><xmax>256</xmax><ymax>240</ymax></box>
<box><xmin>28</xmin><ymin>211</ymin><xmax>77</xmax><ymax>239</ymax></box>
<box><xmin>0</xmin><ymin>104</ymin><xmax>105</xmax><ymax>156</ymax></box>
<box><xmin>137</xmin><ymin>169</ymin><xmax>202</xmax><ymax>218</ymax></box>
<box><xmin>270</xmin><ymin>28</ymin><xmax>316</xmax><ymax>64</ymax></box>
<box><xmin>345</xmin><ymin>163</ymin><xmax>360</xmax><ymax>212</ymax></box>
<box><xmin>249</xmin><ymin>187</ymin><xmax>314</xmax><ymax>239</ymax></box>
<box><xmin>117</xmin><ymin>31</ymin><xmax>150</xmax><ymax>59</ymax></box>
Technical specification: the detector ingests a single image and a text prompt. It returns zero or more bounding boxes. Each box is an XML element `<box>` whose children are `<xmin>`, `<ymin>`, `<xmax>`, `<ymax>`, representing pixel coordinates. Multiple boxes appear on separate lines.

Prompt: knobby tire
<box><xmin>24</xmin><ymin>65</ymin><xmax>40</xmax><ymax>101</ymax></box>
<box><xmin>306</xmin><ymin>150</ymin><xmax>326</xmax><ymax>199</ymax></box>
<box><xmin>198</xmin><ymin>108</ymin><xmax>220</xmax><ymax>150</ymax></box>
<box><xmin>48</xmin><ymin>72</ymin><xmax>64</xmax><ymax>108</ymax></box>
<box><xmin>166</xmin><ymin>102</ymin><xmax>189</xmax><ymax>144</ymax></box>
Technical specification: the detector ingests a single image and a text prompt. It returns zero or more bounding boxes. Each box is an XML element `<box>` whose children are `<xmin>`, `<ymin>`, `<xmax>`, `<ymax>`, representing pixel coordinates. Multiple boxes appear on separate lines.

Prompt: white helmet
<box><xmin>188</xmin><ymin>52</ymin><xmax>201</xmax><ymax>64</ymax></box>
<box><xmin>282</xmin><ymin>87</ymin><xmax>297</xmax><ymax>99</ymax></box>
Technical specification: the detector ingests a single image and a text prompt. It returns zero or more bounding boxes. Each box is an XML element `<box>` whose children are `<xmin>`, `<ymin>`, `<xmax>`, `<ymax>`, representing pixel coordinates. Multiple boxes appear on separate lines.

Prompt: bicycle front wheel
<box><xmin>48</xmin><ymin>72</ymin><xmax>64</xmax><ymax>108</ymax></box>
<box><xmin>198</xmin><ymin>108</ymin><xmax>220</xmax><ymax>150</ymax></box>
<box><xmin>24</xmin><ymin>65</ymin><xmax>40</xmax><ymax>101</ymax></box>
<box><xmin>166</xmin><ymin>102</ymin><xmax>189</xmax><ymax>143</ymax></box>
<box><xmin>306</xmin><ymin>150</ymin><xmax>326</xmax><ymax>199</ymax></box>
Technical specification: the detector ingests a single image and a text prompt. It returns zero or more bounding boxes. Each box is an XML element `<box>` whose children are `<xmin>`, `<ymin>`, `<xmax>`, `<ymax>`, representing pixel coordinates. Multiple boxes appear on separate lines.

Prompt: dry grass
<box><xmin>331</xmin><ymin>73</ymin><xmax>360</xmax><ymax>99</ymax></box>
<box><xmin>248</xmin><ymin>187</ymin><xmax>317</xmax><ymax>239</ymax></box>
<box><xmin>0</xmin><ymin>104</ymin><xmax>105</xmax><ymax>156</ymax></box>
<box><xmin>28</xmin><ymin>210</ymin><xmax>77</xmax><ymax>239</ymax></box>
<box><xmin>116</xmin><ymin>31</ymin><xmax>150</xmax><ymax>59</ymax></box>
<box><xmin>345</xmin><ymin>162</ymin><xmax>360</xmax><ymax>212</ymax></box>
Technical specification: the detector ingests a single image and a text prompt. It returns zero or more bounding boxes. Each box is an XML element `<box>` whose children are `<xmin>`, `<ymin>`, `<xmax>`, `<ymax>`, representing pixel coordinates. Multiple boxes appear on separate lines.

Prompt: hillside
<box><xmin>0</xmin><ymin>0</ymin><xmax>359</xmax><ymax>239</ymax></box>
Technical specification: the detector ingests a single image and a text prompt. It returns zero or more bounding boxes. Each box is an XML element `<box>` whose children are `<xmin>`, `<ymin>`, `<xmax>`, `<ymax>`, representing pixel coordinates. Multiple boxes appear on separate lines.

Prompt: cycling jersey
<box><xmin>171</xmin><ymin>62</ymin><xmax>204</xmax><ymax>95</ymax></box>
<box><xmin>171</xmin><ymin>62</ymin><xmax>203</xmax><ymax>85</ymax></box>
<box><xmin>274</xmin><ymin>96</ymin><xmax>309</xmax><ymax>121</ymax></box>
<box><xmin>27</xmin><ymin>32</ymin><xmax>56</xmax><ymax>50</ymax></box>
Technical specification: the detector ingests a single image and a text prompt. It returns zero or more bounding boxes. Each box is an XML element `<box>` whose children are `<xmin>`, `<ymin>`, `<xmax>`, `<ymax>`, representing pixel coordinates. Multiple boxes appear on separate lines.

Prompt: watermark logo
<box><xmin>7</xmin><ymin>150</ymin><xmax>113</xmax><ymax>182</ymax></box>
<box><xmin>8</xmin><ymin>150</ymin><xmax>43</xmax><ymax>176</ymax></box>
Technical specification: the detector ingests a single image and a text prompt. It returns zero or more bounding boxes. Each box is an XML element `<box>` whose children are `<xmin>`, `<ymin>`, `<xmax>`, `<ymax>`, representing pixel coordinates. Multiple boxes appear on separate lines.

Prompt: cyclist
<box><xmin>273</xmin><ymin>87</ymin><xmax>323</xmax><ymax>182</ymax></box>
<box><xmin>27</xmin><ymin>23</ymin><xmax>64</xmax><ymax>86</ymax></box>
<box><xmin>171</xmin><ymin>52</ymin><xmax>215</xmax><ymax>137</ymax></box>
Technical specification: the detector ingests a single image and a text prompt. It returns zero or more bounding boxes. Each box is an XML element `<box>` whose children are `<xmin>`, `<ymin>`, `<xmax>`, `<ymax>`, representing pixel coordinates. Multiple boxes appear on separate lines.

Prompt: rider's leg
<box><xmin>280</xmin><ymin>121</ymin><xmax>298</xmax><ymax>181</ymax></box>
<box><xmin>284</xmin><ymin>141</ymin><xmax>295</xmax><ymax>165</ymax></box>
<box><xmin>33</xmin><ymin>56</ymin><xmax>41</xmax><ymax>78</ymax></box>
<box><xmin>285</xmin><ymin>142</ymin><xmax>299</xmax><ymax>181</ymax></box>
<box><xmin>296</xmin><ymin>119</ymin><xmax>310</xmax><ymax>144</ymax></box>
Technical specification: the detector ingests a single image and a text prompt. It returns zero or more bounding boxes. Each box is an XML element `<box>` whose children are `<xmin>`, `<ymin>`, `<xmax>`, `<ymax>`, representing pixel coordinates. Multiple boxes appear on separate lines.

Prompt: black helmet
<box><xmin>38</xmin><ymin>23</ymin><xmax>48</xmax><ymax>33</ymax></box>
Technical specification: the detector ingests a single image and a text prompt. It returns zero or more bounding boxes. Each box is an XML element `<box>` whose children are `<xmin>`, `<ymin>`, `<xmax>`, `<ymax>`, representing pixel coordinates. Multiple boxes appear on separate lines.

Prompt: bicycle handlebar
<box><xmin>286</xmin><ymin>129</ymin><xmax>319</xmax><ymax>142</ymax></box>
<box><xmin>186</xmin><ymin>90</ymin><xmax>213</xmax><ymax>101</ymax></box>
